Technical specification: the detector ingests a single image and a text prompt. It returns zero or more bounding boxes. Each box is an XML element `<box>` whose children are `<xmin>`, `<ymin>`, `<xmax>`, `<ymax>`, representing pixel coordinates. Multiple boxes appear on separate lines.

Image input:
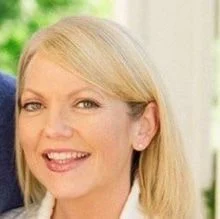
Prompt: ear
<box><xmin>132</xmin><ymin>102</ymin><xmax>159</xmax><ymax>151</ymax></box>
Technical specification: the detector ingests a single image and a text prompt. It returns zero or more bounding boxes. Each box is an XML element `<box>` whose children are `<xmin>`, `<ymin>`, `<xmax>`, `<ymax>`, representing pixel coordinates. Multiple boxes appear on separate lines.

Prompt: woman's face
<box><xmin>18</xmin><ymin>52</ymin><xmax>139</xmax><ymax>199</ymax></box>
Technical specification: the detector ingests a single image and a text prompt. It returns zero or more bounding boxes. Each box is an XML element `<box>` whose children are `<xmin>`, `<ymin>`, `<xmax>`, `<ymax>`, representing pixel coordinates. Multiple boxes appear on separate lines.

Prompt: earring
<box><xmin>135</xmin><ymin>143</ymin><xmax>145</xmax><ymax>151</ymax></box>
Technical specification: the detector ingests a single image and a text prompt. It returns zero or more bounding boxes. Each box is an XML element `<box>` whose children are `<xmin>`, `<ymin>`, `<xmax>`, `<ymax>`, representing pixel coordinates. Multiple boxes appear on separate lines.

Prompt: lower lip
<box><xmin>44</xmin><ymin>156</ymin><xmax>90</xmax><ymax>173</ymax></box>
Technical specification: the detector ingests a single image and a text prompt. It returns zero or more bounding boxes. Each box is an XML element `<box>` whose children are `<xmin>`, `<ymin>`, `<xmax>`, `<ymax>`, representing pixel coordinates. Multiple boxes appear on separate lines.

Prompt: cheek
<box><xmin>18</xmin><ymin>116</ymin><xmax>43</xmax><ymax>174</ymax></box>
<box><xmin>18</xmin><ymin>115</ymin><xmax>41</xmax><ymax>151</ymax></box>
<box><xmin>79</xmin><ymin>112</ymin><xmax>133</xmax><ymax>167</ymax></box>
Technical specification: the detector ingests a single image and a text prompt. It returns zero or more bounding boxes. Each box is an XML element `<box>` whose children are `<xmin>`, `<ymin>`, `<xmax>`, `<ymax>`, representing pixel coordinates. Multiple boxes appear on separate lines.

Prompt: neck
<box><xmin>52</xmin><ymin>178</ymin><xmax>130</xmax><ymax>219</ymax></box>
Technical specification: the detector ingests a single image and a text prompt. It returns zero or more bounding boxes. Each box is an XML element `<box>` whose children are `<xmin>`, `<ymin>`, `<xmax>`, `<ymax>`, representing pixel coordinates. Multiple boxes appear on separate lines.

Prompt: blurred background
<box><xmin>0</xmin><ymin>0</ymin><xmax>217</xmax><ymax>218</ymax></box>
<box><xmin>0</xmin><ymin>0</ymin><xmax>114</xmax><ymax>73</ymax></box>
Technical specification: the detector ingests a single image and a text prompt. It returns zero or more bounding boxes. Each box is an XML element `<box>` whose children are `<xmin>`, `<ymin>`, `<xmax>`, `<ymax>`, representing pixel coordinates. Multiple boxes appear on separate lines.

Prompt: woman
<box><xmin>1</xmin><ymin>16</ymin><xmax>199</xmax><ymax>218</ymax></box>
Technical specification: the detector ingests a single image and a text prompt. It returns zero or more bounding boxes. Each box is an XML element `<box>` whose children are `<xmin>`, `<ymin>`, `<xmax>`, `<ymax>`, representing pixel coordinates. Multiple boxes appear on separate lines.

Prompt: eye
<box><xmin>22</xmin><ymin>102</ymin><xmax>43</xmax><ymax>112</ymax></box>
<box><xmin>75</xmin><ymin>99</ymin><xmax>100</xmax><ymax>109</ymax></box>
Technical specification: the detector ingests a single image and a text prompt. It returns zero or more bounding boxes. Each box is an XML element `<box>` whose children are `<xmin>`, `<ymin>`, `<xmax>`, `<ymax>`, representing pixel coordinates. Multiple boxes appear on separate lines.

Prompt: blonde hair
<box><xmin>16</xmin><ymin>16</ymin><xmax>196</xmax><ymax>218</ymax></box>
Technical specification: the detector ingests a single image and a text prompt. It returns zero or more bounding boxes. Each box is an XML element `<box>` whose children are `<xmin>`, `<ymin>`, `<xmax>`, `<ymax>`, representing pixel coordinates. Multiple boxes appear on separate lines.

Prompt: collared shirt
<box><xmin>0</xmin><ymin>180</ymin><xmax>147</xmax><ymax>219</ymax></box>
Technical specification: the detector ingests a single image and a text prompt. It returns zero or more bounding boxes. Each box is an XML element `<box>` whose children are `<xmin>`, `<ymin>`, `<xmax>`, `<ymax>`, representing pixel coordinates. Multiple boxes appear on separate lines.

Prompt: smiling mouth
<box><xmin>44</xmin><ymin>151</ymin><xmax>91</xmax><ymax>163</ymax></box>
<box><xmin>42</xmin><ymin>151</ymin><xmax>91</xmax><ymax>172</ymax></box>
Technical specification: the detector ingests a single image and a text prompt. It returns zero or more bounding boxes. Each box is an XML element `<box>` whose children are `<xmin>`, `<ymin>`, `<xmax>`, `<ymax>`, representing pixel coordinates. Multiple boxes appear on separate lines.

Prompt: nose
<box><xmin>43</xmin><ymin>109</ymin><xmax>73</xmax><ymax>139</ymax></box>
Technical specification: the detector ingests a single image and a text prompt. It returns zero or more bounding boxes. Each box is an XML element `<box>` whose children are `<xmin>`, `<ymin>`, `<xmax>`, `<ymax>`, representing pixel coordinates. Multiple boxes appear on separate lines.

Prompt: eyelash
<box><xmin>75</xmin><ymin>99</ymin><xmax>100</xmax><ymax>109</ymax></box>
<box><xmin>21</xmin><ymin>102</ymin><xmax>43</xmax><ymax>112</ymax></box>
<box><xmin>21</xmin><ymin>99</ymin><xmax>100</xmax><ymax>112</ymax></box>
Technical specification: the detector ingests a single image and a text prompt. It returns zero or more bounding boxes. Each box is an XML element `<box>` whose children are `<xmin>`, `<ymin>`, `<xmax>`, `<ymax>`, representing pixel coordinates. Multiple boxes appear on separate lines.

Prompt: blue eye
<box><xmin>22</xmin><ymin>102</ymin><xmax>43</xmax><ymax>112</ymax></box>
<box><xmin>76</xmin><ymin>100</ymin><xmax>100</xmax><ymax>109</ymax></box>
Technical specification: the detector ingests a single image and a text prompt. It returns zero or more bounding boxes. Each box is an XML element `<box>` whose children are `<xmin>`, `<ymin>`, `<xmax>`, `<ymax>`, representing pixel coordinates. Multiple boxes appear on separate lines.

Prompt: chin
<box><xmin>50</xmin><ymin>187</ymin><xmax>85</xmax><ymax>200</ymax></box>
<box><xmin>47</xmin><ymin>181</ymin><xmax>95</xmax><ymax>200</ymax></box>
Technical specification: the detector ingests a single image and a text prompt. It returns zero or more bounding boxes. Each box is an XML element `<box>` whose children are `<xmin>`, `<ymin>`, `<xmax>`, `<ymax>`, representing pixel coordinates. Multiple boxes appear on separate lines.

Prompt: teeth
<box><xmin>47</xmin><ymin>152</ymin><xmax>89</xmax><ymax>160</ymax></box>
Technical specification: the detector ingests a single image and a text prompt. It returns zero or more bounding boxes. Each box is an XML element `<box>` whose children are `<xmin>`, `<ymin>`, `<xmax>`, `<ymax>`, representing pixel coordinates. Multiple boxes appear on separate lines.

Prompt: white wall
<box><xmin>114</xmin><ymin>0</ymin><xmax>215</xmax><ymax>190</ymax></box>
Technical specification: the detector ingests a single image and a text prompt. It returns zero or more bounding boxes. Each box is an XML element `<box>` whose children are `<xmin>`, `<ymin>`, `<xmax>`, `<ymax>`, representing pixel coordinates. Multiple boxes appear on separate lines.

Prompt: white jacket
<box><xmin>0</xmin><ymin>180</ymin><xmax>146</xmax><ymax>219</ymax></box>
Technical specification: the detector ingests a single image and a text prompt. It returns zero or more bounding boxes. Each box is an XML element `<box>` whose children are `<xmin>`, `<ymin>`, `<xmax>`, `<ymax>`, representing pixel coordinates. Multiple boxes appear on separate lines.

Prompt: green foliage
<box><xmin>36</xmin><ymin>0</ymin><xmax>75</xmax><ymax>9</ymax></box>
<box><xmin>203</xmin><ymin>182</ymin><xmax>215</xmax><ymax>219</ymax></box>
<box><xmin>0</xmin><ymin>0</ymin><xmax>114</xmax><ymax>75</ymax></box>
<box><xmin>203</xmin><ymin>152</ymin><xmax>216</xmax><ymax>219</ymax></box>
<box><xmin>0</xmin><ymin>0</ymin><xmax>20</xmax><ymax>23</ymax></box>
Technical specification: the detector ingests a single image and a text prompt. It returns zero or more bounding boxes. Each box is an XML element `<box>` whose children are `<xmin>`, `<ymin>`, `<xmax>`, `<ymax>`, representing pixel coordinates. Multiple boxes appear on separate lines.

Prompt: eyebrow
<box><xmin>21</xmin><ymin>86</ymin><xmax>105</xmax><ymax>100</ymax></box>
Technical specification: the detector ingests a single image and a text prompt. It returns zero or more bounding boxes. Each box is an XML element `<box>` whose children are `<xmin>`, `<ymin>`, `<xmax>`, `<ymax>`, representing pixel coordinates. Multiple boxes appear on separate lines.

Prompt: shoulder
<box><xmin>0</xmin><ymin>73</ymin><xmax>22</xmax><ymax>213</ymax></box>
<box><xmin>0</xmin><ymin>207</ymin><xmax>26</xmax><ymax>219</ymax></box>
<box><xmin>0</xmin><ymin>205</ymin><xmax>39</xmax><ymax>219</ymax></box>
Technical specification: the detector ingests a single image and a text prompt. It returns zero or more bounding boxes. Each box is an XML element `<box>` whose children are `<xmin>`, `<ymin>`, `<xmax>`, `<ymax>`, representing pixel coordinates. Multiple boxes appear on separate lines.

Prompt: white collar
<box><xmin>36</xmin><ymin>180</ymin><xmax>146</xmax><ymax>219</ymax></box>
<box><xmin>120</xmin><ymin>180</ymin><xmax>146</xmax><ymax>219</ymax></box>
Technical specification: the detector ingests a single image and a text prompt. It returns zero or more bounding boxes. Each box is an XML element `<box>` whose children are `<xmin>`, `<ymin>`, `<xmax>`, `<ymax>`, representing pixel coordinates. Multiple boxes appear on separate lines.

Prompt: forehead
<box><xmin>21</xmin><ymin>52</ymin><xmax>113</xmax><ymax>101</ymax></box>
<box><xmin>24</xmin><ymin>52</ymin><xmax>90</xmax><ymax>89</ymax></box>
